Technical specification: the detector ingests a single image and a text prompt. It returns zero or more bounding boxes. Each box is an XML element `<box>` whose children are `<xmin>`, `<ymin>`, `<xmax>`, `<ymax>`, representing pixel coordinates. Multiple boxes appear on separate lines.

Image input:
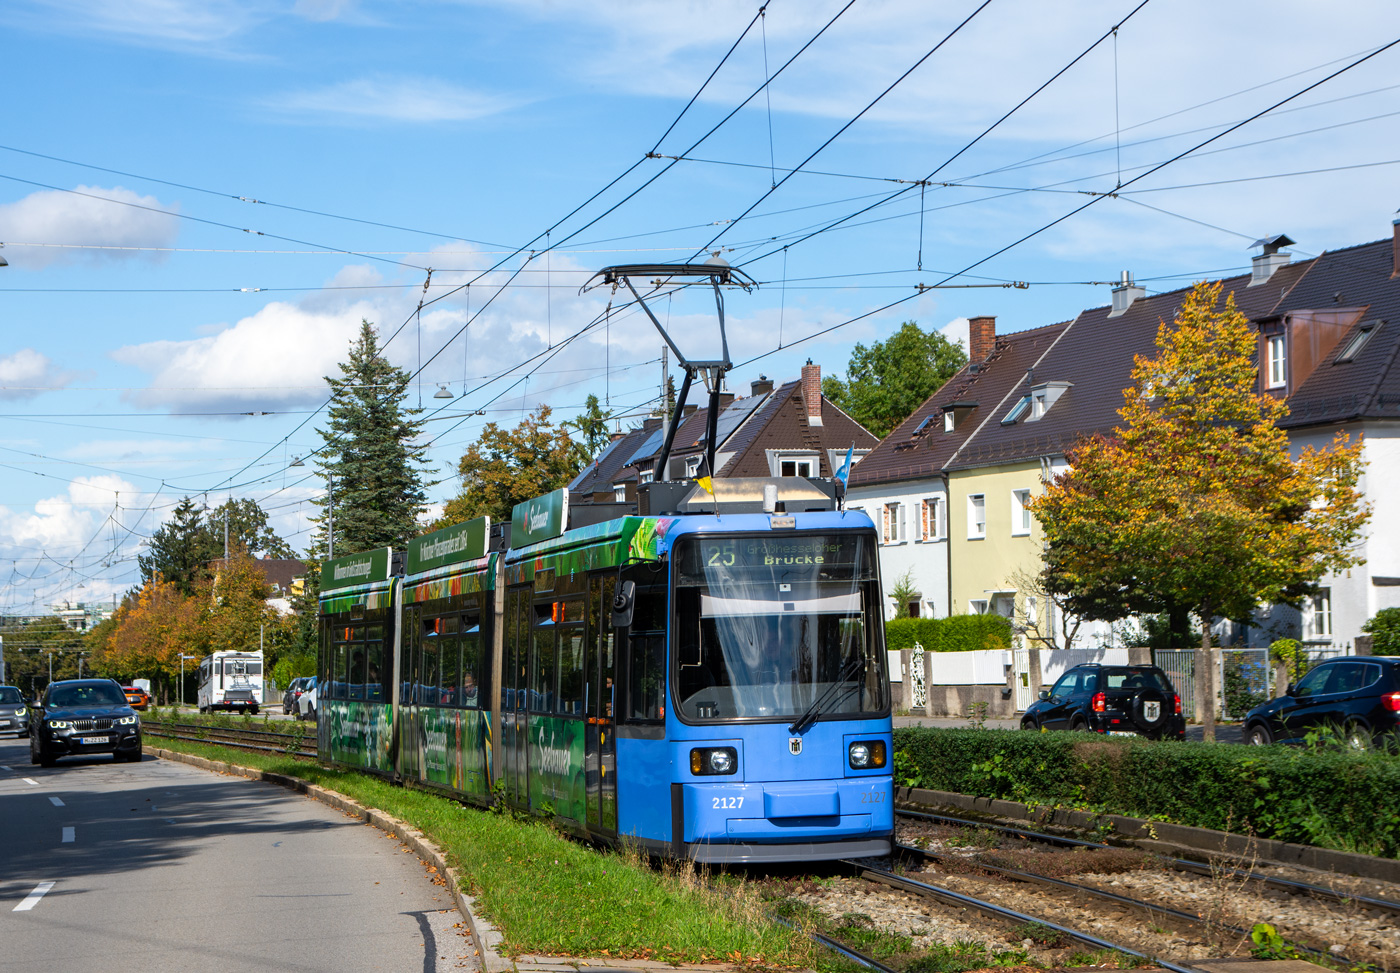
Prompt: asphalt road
<box><xmin>0</xmin><ymin>735</ymin><xmax>477</xmax><ymax>973</ymax></box>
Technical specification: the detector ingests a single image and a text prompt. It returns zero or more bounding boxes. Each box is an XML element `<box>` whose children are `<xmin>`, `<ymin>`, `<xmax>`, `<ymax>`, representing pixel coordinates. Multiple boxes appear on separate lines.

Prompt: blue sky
<box><xmin>1</xmin><ymin>0</ymin><xmax>1398</xmax><ymax>611</ymax></box>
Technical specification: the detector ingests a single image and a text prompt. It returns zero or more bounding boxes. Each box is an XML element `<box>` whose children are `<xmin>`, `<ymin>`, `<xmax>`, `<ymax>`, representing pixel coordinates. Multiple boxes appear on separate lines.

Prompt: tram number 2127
<box><xmin>712</xmin><ymin>796</ymin><xmax>744</xmax><ymax>810</ymax></box>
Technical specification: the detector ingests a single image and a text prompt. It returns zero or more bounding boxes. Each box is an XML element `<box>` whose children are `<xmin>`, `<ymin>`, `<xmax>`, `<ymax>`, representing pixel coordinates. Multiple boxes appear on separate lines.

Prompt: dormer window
<box><xmin>942</xmin><ymin>401</ymin><xmax>977</xmax><ymax>432</ymax></box>
<box><xmin>639</xmin><ymin>469</ymin><xmax>654</xmax><ymax>484</ymax></box>
<box><xmin>613</xmin><ymin>483</ymin><xmax>626</xmax><ymax>502</ymax></box>
<box><xmin>943</xmin><ymin>412</ymin><xmax>955</xmax><ymax>432</ymax></box>
<box><xmin>1266</xmin><ymin>335</ymin><xmax>1287</xmax><ymax>388</ymax></box>
<box><xmin>1001</xmin><ymin>396</ymin><xmax>1031</xmax><ymax>425</ymax></box>
<box><xmin>1335</xmin><ymin>321</ymin><xmax>1380</xmax><ymax>363</ymax></box>
<box><xmin>1024</xmin><ymin>382</ymin><xmax>1071</xmax><ymax>421</ymax></box>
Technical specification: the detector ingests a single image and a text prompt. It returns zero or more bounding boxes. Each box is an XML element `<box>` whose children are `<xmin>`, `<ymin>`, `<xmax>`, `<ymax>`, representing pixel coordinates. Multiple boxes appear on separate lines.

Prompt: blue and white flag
<box><xmin>835</xmin><ymin>443</ymin><xmax>854</xmax><ymax>487</ymax></box>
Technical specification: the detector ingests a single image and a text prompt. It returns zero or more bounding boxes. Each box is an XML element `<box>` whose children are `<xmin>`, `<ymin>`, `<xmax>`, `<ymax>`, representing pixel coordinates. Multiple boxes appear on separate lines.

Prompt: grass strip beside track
<box><xmin>147</xmin><ymin>735</ymin><xmax>824</xmax><ymax>969</ymax></box>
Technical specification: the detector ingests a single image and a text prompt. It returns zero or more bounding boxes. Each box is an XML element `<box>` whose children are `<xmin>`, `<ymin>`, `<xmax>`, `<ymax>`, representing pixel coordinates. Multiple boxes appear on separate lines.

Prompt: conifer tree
<box><xmin>313</xmin><ymin>321</ymin><xmax>432</xmax><ymax>555</ymax></box>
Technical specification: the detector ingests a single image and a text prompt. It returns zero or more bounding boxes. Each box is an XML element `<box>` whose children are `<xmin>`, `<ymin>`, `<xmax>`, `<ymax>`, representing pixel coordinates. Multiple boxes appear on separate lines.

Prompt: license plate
<box><xmin>79</xmin><ymin>736</ymin><xmax>110</xmax><ymax>745</ymax></box>
<box><xmin>1108</xmin><ymin>730</ymin><xmax>1139</xmax><ymax>737</ymax></box>
<box><xmin>0</xmin><ymin>719</ymin><xmax>10</xmax><ymax>727</ymax></box>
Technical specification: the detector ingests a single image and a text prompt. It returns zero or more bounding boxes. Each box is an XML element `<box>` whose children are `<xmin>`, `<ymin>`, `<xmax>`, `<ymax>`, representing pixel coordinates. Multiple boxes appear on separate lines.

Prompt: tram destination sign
<box><xmin>407</xmin><ymin>516</ymin><xmax>490</xmax><ymax>575</ymax></box>
<box><xmin>321</xmin><ymin>547</ymin><xmax>391</xmax><ymax>591</ymax></box>
<box><xmin>512</xmin><ymin>488</ymin><xmax>569</xmax><ymax>547</ymax></box>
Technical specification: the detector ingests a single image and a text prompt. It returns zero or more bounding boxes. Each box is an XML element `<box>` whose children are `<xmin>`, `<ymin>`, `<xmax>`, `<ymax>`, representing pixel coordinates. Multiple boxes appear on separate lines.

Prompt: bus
<box><xmin>197</xmin><ymin>650</ymin><xmax>264</xmax><ymax>715</ymax></box>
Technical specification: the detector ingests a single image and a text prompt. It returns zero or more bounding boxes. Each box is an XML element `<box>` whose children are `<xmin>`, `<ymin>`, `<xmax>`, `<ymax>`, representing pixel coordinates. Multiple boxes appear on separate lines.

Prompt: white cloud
<box><xmin>0</xmin><ymin>185</ymin><xmax>179</xmax><ymax>268</ymax></box>
<box><xmin>271</xmin><ymin>77</ymin><xmax>517</xmax><ymax>123</ymax></box>
<box><xmin>6</xmin><ymin>0</ymin><xmax>271</xmax><ymax>46</ymax></box>
<box><xmin>0</xmin><ymin>350</ymin><xmax>75</xmax><ymax>400</ymax></box>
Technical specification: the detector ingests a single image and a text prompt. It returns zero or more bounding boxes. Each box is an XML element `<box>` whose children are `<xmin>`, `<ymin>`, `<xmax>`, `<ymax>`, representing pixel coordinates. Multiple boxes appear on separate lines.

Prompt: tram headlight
<box><xmin>848</xmin><ymin>740</ymin><xmax>886</xmax><ymax>769</ymax></box>
<box><xmin>690</xmin><ymin>746</ymin><xmax>737</xmax><ymax>776</ymax></box>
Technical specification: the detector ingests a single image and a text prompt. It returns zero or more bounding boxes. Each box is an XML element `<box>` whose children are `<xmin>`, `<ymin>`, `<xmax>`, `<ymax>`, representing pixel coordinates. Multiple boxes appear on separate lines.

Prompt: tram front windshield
<box><xmin>674</xmin><ymin>532</ymin><xmax>887</xmax><ymax>722</ymax></box>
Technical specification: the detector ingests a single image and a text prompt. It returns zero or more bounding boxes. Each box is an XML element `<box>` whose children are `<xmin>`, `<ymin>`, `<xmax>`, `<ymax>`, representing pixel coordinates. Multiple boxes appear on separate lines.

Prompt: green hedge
<box><xmin>894</xmin><ymin>726</ymin><xmax>1400</xmax><ymax>858</ymax></box>
<box><xmin>885</xmin><ymin>614</ymin><xmax>1012</xmax><ymax>653</ymax></box>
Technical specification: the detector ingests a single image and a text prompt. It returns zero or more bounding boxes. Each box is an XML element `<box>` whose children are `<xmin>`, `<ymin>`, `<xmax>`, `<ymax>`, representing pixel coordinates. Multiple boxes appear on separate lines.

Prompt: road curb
<box><xmin>145</xmin><ymin>746</ymin><xmax>514</xmax><ymax>973</ymax></box>
<box><xmin>901</xmin><ymin>786</ymin><xmax>1400</xmax><ymax>883</ymax></box>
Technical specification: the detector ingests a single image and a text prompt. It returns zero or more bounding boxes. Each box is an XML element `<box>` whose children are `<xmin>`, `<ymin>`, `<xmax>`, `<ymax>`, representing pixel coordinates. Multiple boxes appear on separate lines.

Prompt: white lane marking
<box><xmin>61</xmin><ymin>827</ymin><xmax>75</xmax><ymax>843</ymax></box>
<box><xmin>22</xmin><ymin>778</ymin><xmax>38</xmax><ymax>786</ymax></box>
<box><xmin>13</xmin><ymin>882</ymin><xmax>55</xmax><ymax>912</ymax></box>
<box><xmin>49</xmin><ymin>796</ymin><xmax>64</xmax><ymax>807</ymax></box>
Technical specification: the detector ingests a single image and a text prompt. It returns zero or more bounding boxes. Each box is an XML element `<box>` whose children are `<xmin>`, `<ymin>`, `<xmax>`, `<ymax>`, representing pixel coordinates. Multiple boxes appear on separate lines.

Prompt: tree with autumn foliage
<box><xmin>91</xmin><ymin>574</ymin><xmax>203</xmax><ymax>704</ymax></box>
<box><xmin>1031</xmin><ymin>281</ymin><xmax>1369</xmax><ymax>741</ymax></box>
<box><xmin>437</xmin><ymin>404</ymin><xmax>582</xmax><ymax>526</ymax></box>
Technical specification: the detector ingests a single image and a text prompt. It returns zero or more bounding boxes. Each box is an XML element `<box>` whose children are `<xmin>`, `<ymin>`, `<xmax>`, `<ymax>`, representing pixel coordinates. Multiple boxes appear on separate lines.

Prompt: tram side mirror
<box><xmin>612</xmin><ymin>580</ymin><xmax>636</xmax><ymax>629</ymax></box>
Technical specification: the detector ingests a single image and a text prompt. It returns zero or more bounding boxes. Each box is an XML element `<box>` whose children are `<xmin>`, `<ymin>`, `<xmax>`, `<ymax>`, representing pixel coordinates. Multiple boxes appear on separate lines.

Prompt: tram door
<box><xmin>586</xmin><ymin>574</ymin><xmax>617</xmax><ymax>834</ymax></box>
<box><xmin>503</xmin><ymin>586</ymin><xmax>530</xmax><ymax>806</ymax></box>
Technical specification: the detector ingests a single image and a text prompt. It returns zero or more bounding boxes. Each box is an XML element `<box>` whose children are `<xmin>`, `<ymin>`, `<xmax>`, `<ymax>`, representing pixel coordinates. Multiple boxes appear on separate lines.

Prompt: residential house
<box><xmin>846</xmin><ymin>316</ymin><xmax>1068</xmax><ymax>620</ymax></box>
<box><xmin>208</xmin><ymin>557</ymin><xmax>308</xmax><ymax>616</ymax></box>
<box><xmin>571</xmin><ymin>363</ymin><xmax>878</xmax><ymax>507</ymax></box>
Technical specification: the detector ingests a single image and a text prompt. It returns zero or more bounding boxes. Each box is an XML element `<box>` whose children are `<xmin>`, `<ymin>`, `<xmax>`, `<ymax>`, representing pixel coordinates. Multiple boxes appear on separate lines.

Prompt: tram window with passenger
<box><xmin>673</xmin><ymin>532</ymin><xmax>888</xmax><ymax>723</ymax></box>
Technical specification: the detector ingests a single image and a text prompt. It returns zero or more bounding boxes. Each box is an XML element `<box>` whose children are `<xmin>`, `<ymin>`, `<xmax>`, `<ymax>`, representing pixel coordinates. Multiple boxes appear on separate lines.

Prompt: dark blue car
<box><xmin>1244</xmin><ymin>656</ymin><xmax>1400</xmax><ymax>749</ymax></box>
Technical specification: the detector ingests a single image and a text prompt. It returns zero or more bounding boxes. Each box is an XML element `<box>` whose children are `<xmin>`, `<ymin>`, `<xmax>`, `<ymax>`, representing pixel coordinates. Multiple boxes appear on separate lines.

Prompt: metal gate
<box><xmin>909</xmin><ymin>645</ymin><xmax>927</xmax><ymax>711</ymax></box>
<box><xmin>1012</xmin><ymin>649</ymin><xmax>1034</xmax><ymax>712</ymax></box>
<box><xmin>1154</xmin><ymin>649</ymin><xmax>1195</xmax><ymax>720</ymax></box>
<box><xmin>1219</xmin><ymin>648</ymin><xmax>1271</xmax><ymax>720</ymax></box>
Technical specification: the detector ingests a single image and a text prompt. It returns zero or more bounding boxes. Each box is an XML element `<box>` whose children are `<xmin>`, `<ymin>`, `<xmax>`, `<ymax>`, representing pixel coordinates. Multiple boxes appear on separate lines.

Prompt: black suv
<box><xmin>30</xmin><ymin>678</ymin><xmax>144</xmax><ymax>766</ymax></box>
<box><xmin>1021</xmin><ymin>664</ymin><xmax>1186</xmax><ymax>740</ymax></box>
<box><xmin>1243</xmin><ymin>655</ymin><xmax>1400</xmax><ymax>749</ymax></box>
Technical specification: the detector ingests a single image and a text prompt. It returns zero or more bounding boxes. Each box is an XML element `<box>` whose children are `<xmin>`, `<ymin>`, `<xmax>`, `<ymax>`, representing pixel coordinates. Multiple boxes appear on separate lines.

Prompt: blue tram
<box><xmin>316</xmin><ymin>478</ymin><xmax>893</xmax><ymax>862</ymax></box>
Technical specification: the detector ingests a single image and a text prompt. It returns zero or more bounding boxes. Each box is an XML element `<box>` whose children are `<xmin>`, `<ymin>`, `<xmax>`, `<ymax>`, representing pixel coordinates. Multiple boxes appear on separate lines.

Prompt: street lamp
<box><xmin>180</xmin><ymin>654</ymin><xmax>197</xmax><ymax>709</ymax></box>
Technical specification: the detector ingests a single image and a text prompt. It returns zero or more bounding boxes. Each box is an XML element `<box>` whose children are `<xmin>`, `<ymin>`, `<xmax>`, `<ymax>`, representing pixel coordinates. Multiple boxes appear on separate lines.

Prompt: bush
<box><xmin>885</xmin><ymin>614</ymin><xmax>1012</xmax><ymax>653</ymax></box>
<box><xmin>1269</xmin><ymin>638</ymin><xmax>1306</xmax><ymax>680</ymax></box>
<box><xmin>1363</xmin><ymin>608</ymin><xmax>1400</xmax><ymax>654</ymax></box>
<box><xmin>894</xmin><ymin>726</ymin><xmax>1400</xmax><ymax>858</ymax></box>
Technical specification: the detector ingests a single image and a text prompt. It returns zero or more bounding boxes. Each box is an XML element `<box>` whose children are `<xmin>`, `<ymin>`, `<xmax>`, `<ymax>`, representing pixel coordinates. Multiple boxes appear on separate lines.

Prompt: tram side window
<box><xmin>461</xmin><ymin>615</ymin><xmax>483</xmax><ymax>709</ymax></box>
<box><xmin>557</xmin><ymin>598</ymin><xmax>585</xmax><ymax>716</ymax></box>
<box><xmin>532</xmin><ymin>601</ymin><xmax>557</xmax><ymax>713</ymax></box>
<box><xmin>419</xmin><ymin>618</ymin><xmax>441</xmax><ymax>705</ymax></box>
<box><xmin>333</xmin><ymin>630</ymin><xmax>349</xmax><ymax>700</ymax></box>
<box><xmin>586</xmin><ymin>576</ymin><xmax>617</xmax><ymax>719</ymax></box>
<box><xmin>365</xmin><ymin>623</ymin><xmax>385</xmax><ymax>702</ymax></box>
<box><xmin>506</xmin><ymin>589</ymin><xmax>529</xmax><ymax>711</ymax></box>
<box><xmin>438</xmin><ymin>615</ymin><xmax>460</xmax><ymax>706</ymax></box>
<box><xmin>626</xmin><ymin>585</ymin><xmax>667</xmax><ymax>722</ymax></box>
<box><xmin>401</xmin><ymin>605</ymin><xmax>418</xmax><ymax>705</ymax></box>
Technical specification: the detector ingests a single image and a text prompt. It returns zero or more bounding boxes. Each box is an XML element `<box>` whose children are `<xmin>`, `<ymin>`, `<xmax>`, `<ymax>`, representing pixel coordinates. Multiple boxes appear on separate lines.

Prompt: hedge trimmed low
<box><xmin>894</xmin><ymin>727</ymin><xmax>1400</xmax><ymax>858</ymax></box>
<box><xmin>885</xmin><ymin>614</ymin><xmax>1012</xmax><ymax>653</ymax></box>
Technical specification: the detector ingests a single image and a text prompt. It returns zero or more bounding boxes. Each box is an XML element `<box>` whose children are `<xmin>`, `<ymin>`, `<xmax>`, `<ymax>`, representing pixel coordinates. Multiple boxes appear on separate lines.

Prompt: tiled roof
<box><xmin>1275</xmin><ymin>238</ymin><xmax>1400</xmax><ymax>427</ymax></box>
<box><xmin>568</xmin><ymin>425</ymin><xmax>652</xmax><ymax>495</ymax></box>
<box><xmin>849</xmin><ymin>321</ymin><xmax>1071</xmax><ymax>486</ymax></box>
<box><xmin>943</xmin><ymin>263</ymin><xmax>1315</xmax><ymax>471</ymax></box>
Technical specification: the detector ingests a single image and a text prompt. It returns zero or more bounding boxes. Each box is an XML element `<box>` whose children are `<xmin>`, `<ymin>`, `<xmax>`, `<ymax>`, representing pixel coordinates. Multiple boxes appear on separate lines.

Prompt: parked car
<box><xmin>296</xmin><ymin>678</ymin><xmax>317</xmax><ymax>722</ymax></box>
<box><xmin>122</xmin><ymin>685</ymin><xmax>152</xmax><ymax>710</ymax></box>
<box><xmin>1021</xmin><ymin>663</ymin><xmax>1186</xmax><ymax>740</ymax></box>
<box><xmin>282</xmin><ymin>676</ymin><xmax>310</xmax><ymax>715</ymax></box>
<box><xmin>1243</xmin><ymin>656</ymin><xmax>1400</xmax><ymax>749</ymax></box>
<box><xmin>30</xmin><ymin>678</ymin><xmax>143</xmax><ymax>766</ymax></box>
<box><xmin>0</xmin><ymin>685</ymin><xmax>30</xmax><ymax>737</ymax></box>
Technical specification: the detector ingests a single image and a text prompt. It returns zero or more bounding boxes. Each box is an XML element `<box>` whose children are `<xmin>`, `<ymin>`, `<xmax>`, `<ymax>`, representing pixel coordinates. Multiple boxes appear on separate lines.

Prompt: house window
<box><xmin>943</xmin><ymin>412</ymin><xmax>955</xmax><ymax>433</ymax></box>
<box><xmin>639</xmin><ymin>469</ymin><xmax>654</xmax><ymax>484</ymax></box>
<box><xmin>1011</xmin><ymin>489</ymin><xmax>1032</xmax><ymax>535</ymax></box>
<box><xmin>968</xmin><ymin>494</ymin><xmax>986</xmax><ymax>539</ymax></box>
<box><xmin>969</xmin><ymin>599</ymin><xmax>988</xmax><ymax>615</ymax></box>
<box><xmin>1302</xmin><ymin>588</ymin><xmax>1332</xmax><ymax>641</ymax></box>
<box><xmin>1002</xmin><ymin>396</ymin><xmax>1030</xmax><ymax>425</ymax></box>
<box><xmin>882</xmin><ymin>502</ymin><xmax>906</xmax><ymax>544</ymax></box>
<box><xmin>919</xmin><ymin>497</ymin><xmax>945</xmax><ymax>541</ymax></box>
<box><xmin>1335</xmin><ymin>322</ymin><xmax>1378</xmax><ymax>363</ymax></box>
<box><xmin>1267</xmin><ymin>335</ymin><xmax>1287</xmax><ymax>388</ymax></box>
<box><xmin>769</xmin><ymin>450</ymin><xmax>819</xmax><ymax>477</ymax></box>
<box><xmin>782</xmin><ymin>459</ymin><xmax>813</xmax><ymax>477</ymax></box>
<box><xmin>685</xmin><ymin>455</ymin><xmax>701</xmax><ymax>476</ymax></box>
<box><xmin>613</xmin><ymin>484</ymin><xmax>626</xmax><ymax>502</ymax></box>
<box><xmin>1030</xmin><ymin>391</ymin><xmax>1048</xmax><ymax>419</ymax></box>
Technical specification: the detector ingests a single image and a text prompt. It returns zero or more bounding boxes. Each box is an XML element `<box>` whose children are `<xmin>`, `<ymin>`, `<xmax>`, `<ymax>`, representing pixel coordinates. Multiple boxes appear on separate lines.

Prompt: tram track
<box><xmin>897</xmin><ymin>807</ymin><xmax>1400</xmax><ymax>918</ymax></box>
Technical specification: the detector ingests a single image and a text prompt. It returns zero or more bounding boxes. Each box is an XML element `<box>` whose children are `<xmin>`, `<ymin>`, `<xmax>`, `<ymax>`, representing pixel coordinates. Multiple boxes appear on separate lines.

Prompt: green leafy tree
<box><xmin>206</xmin><ymin>498</ymin><xmax>296</xmax><ymax>561</ymax></box>
<box><xmin>439</xmin><ymin>404</ymin><xmax>581</xmax><ymax>526</ymax></box>
<box><xmin>1032</xmin><ymin>282</ymin><xmax>1370</xmax><ymax>741</ymax></box>
<box><xmin>822</xmin><ymin>321</ymin><xmax>967</xmax><ymax>438</ymax></box>
<box><xmin>314</xmin><ymin>320</ymin><xmax>433</xmax><ymax>555</ymax></box>
<box><xmin>1363</xmin><ymin>608</ymin><xmax>1400</xmax><ymax>654</ymax></box>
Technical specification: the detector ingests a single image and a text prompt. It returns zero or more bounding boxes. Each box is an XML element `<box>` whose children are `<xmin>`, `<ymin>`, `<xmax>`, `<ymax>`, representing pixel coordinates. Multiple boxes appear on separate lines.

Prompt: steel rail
<box><xmin>144</xmin><ymin>721</ymin><xmax>317</xmax><ymax>759</ymax></box>
<box><xmin>895</xmin><ymin>841</ymin><xmax>1352</xmax><ymax>968</ymax></box>
<box><xmin>845</xmin><ymin>860</ymin><xmax>1203</xmax><ymax>973</ymax></box>
<box><xmin>897</xmin><ymin>808</ymin><xmax>1400</xmax><ymax>917</ymax></box>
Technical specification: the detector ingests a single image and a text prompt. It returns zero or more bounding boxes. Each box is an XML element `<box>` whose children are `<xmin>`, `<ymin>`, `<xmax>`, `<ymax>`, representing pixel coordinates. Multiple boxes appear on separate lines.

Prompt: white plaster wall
<box><xmin>848</xmin><ymin>477</ymin><xmax>949</xmax><ymax>619</ymax></box>
<box><xmin>1287</xmin><ymin>421</ymin><xmax>1400</xmax><ymax>647</ymax></box>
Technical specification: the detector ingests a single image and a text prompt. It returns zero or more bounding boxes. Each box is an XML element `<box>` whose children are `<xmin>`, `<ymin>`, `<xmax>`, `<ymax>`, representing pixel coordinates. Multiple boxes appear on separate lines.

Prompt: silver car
<box><xmin>0</xmin><ymin>685</ymin><xmax>30</xmax><ymax>737</ymax></box>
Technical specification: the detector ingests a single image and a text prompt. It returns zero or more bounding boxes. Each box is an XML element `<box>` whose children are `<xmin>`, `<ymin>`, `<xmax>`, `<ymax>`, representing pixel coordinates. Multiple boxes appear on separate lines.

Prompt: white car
<box><xmin>296</xmin><ymin>681</ymin><xmax>317</xmax><ymax>722</ymax></box>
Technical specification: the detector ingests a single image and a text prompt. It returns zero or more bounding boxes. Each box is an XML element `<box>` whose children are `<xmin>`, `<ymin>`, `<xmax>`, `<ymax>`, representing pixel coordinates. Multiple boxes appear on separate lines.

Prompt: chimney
<box><xmin>1392</xmin><ymin>212</ymin><xmax>1399</xmax><ymax>279</ymax></box>
<box><xmin>800</xmin><ymin>359</ymin><xmax>823</xmax><ymax>426</ymax></box>
<box><xmin>751</xmin><ymin>374</ymin><xmax>774</xmax><ymax>396</ymax></box>
<box><xmin>1250</xmin><ymin>234</ymin><xmax>1295</xmax><ymax>286</ymax></box>
<box><xmin>716</xmin><ymin>391</ymin><xmax>736</xmax><ymax>410</ymax></box>
<box><xmin>1109</xmin><ymin>271</ymin><xmax>1145</xmax><ymax>317</ymax></box>
<box><xmin>968</xmin><ymin>315</ymin><xmax>996</xmax><ymax>362</ymax></box>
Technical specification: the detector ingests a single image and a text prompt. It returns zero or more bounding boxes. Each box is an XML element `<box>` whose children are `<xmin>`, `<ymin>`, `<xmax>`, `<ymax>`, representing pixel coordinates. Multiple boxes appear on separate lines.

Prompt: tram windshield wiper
<box><xmin>789</xmin><ymin>655</ymin><xmax>864</xmax><ymax>735</ymax></box>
